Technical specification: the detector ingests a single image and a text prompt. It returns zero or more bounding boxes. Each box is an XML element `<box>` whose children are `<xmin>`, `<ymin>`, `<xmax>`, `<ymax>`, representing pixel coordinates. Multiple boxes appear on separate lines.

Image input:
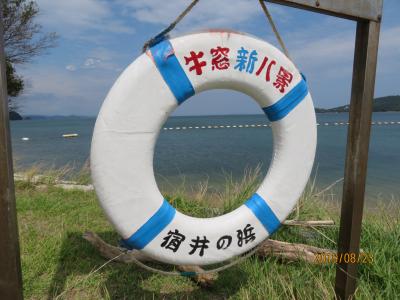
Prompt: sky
<box><xmin>16</xmin><ymin>0</ymin><xmax>400</xmax><ymax>116</ymax></box>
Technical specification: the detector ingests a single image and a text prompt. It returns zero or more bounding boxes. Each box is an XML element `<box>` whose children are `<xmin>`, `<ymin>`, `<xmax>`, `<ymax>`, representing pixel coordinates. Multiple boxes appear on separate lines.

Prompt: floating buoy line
<box><xmin>17</xmin><ymin>121</ymin><xmax>399</xmax><ymax>142</ymax></box>
<box><xmin>162</xmin><ymin>121</ymin><xmax>400</xmax><ymax>131</ymax></box>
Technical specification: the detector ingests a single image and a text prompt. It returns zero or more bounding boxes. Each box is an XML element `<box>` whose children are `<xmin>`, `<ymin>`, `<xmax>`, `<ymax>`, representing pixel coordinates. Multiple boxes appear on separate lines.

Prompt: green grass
<box><xmin>15</xmin><ymin>176</ymin><xmax>400</xmax><ymax>299</ymax></box>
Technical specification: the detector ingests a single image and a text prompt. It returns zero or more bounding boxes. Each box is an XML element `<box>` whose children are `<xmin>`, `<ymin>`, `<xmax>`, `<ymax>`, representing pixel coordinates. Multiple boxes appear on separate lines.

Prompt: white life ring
<box><xmin>91</xmin><ymin>31</ymin><xmax>317</xmax><ymax>266</ymax></box>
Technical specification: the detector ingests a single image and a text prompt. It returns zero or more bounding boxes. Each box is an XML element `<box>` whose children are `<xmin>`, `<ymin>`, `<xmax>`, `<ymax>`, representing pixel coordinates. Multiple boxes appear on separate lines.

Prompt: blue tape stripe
<box><xmin>244</xmin><ymin>193</ymin><xmax>281</xmax><ymax>234</ymax></box>
<box><xmin>123</xmin><ymin>199</ymin><xmax>176</xmax><ymax>250</ymax></box>
<box><xmin>150</xmin><ymin>40</ymin><xmax>194</xmax><ymax>104</ymax></box>
<box><xmin>262</xmin><ymin>77</ymin><xmax>308</xmax><ymax>122</ymax></box>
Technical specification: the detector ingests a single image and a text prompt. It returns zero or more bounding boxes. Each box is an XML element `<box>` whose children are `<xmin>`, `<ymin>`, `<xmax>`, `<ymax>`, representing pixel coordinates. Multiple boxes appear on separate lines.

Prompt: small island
<box><xmin>316</xmin><ymin>95</ymin><xmax>400</xmax><ymax>113</ymax></box>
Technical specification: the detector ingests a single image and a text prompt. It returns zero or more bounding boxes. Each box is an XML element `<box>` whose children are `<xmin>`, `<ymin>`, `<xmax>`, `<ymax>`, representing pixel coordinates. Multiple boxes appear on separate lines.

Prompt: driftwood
<box><xmin>256</xmin><ymin>239</ymin><xmax>335</xmax><ymax>263</ymax></box>
<box><xmin>54</xmin><ymin>183</ymin><xmax>94</xmax><ymax>191</ymax></box>
<box><xmin>83</xmin><ymin>231</ymin><xmax>335</xmax><ymax>287</ymax></box>
<box><xmin>282</xmin><ymin>220</ymin><xmax>335</xmax><ymax>227</ymax></box>
<box><xmin>83</xmin><ymin>232</ymin><xmax>217</xmax><ymax>287</ymax></box>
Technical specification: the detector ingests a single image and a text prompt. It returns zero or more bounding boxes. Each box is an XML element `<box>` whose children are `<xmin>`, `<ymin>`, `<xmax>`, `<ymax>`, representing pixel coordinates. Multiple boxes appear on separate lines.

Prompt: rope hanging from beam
<box><xmin>142</xmin><ymin>0</ymin><xmax>292</xmax><ymax>61</ymax></box>
<box><xmin>258</xmin><ymin>0</ymin><xmax>291</xmax><ymax>59</ymax></box>
<box><xmin>142</xmin><ymin>0</ymin><xmax>200</xmax><ymax>53</ymax></box>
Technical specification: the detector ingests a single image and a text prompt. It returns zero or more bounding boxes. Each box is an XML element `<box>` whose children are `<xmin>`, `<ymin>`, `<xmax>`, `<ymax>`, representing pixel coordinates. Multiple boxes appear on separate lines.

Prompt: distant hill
<box><xmin>316</xmin><ymin>95</ymin><xmax>400</xmax><ymax>113</ymax></box>
<box><xmin>9</xmin><ymin>113</ymin><xmax>95</xmax><ymax>121</ymax></box>
<box><xmin>23</xmin><ymin>115</ymin><xmax>92</xmax><ymax>120</ymax></box>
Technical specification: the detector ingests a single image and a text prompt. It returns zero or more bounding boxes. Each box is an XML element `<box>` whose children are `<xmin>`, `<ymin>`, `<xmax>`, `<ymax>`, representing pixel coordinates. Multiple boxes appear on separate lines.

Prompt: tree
<box><xmin>2</xmin><ymin>0</ymin><xmax>57</xmax><ymax>112</ymax></box>
<box><xmin>6</xmin><ymin>60</ymin><xmax>23</xmax><ymax>111</ymax></box>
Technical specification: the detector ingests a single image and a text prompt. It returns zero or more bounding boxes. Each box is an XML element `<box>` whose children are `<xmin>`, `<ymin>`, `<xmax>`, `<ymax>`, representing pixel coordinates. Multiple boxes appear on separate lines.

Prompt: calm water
<box><xmin>10</xmin><ymin>112</ymin><xmax>400</xmax><ymax>201</ymax></box>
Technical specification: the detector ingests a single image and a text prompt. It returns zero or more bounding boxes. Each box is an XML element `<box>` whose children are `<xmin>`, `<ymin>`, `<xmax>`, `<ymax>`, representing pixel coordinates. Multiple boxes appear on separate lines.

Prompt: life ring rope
<box><xmin>120</xmin><ymin>242</ymin><xmax>261</xmax><ymax>277</ymax></box>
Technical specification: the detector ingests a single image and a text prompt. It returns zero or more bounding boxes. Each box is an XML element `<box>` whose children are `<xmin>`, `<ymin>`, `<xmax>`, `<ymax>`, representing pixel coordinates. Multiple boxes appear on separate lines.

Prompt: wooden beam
<box><xmin>335</xmin><ymin>19</ymin><xmax>381</xmax><ymax>300</ymax></box>
<box><xmin>0</xmin><ymin>12</ymin><xmax>23</xmax><ymax>300</ymax></box>
<box><xmin>267</xmin><ymin>0</ymin><xmax>383</xmax><ymax>21</ymax></box>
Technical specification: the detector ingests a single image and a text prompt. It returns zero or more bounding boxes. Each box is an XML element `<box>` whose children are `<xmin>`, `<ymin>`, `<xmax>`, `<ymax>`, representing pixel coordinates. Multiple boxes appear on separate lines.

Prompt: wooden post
<box><xmin>265</xmin><ymin>2</ymin><xmax>382</xmax><ymax>298</ymax></box>
<box><xmin>334</xmin><ymin>20</ymin><xmax>381</xmax><ymax>299</ymax></box>
<box><xmin>0</xmin><ymin>11</ymin><xmax>23</xmax><ymax>300</ymax></box>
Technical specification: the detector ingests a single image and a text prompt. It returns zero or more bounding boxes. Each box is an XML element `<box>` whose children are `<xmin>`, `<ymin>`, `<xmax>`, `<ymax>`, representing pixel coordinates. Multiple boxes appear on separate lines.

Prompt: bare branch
<box><xmin>2</xmin><ymin>0</ymin><xmax>58</xmax><ymax>64</ymax></box>
<box><xmin>2</xmin><ymin>0</ymin><xmax>58</xmax><ymax>108</ymax></box>
<box><xmin>83</xmin><ymin>231</ymin><xmax>336</xmax><ymax>287</ymax></box>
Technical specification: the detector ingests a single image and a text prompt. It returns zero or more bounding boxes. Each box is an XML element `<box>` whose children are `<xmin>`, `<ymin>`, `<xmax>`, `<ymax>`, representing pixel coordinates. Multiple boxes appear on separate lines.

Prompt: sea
<box><xmin>10</xmin><ymin>112</ymin><xmax>400</xmax><ymax>202</ymax></box>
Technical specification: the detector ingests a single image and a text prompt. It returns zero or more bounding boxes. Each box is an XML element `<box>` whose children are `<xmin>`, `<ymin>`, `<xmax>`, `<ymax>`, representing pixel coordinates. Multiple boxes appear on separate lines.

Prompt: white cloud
<box><xmin>83</xmin><ymin>58</ymin><xmax>102</xmax><ymax>68</ymax></box>
<box><xmin>36</xmin><ymin>0</ymin><xmax>134</xmax><ymax>35</ymax></box>
<box><xmin>80</xmin><ymin>47</ymin><xmax>122</xmax><ymax>71</ymax></box>
<box><xmin>20</xmin><ymin>65</ymin><xmax>118</xmax><ymax>115</ymax></box>
<box><xmin>65</xmin><ymin>64</ymin><xmax>77</xmax><ymax>71</ymax></box>
<box><xmin>118</xmin><ymin>0</ymin><xmax>285</xmax><ymax>32</ymax></box>
<box><xmin>377</xmin><ymin>26</ymin><xmax>400</xmax><ymax>66</ymax></box>
<box><xmin>17</xmin><ymin>1</ymin><xmax>400</xmax><ymax>115</ymax></box>
<box><xmin>285</xmin><ymin>22</ymin><xmax>400</xmax><ymax>107</ymax></box>
<box><xmin>293</xmin><ymin>32</ymin><xmax>354</xmax><ymax>70</ymax></box>
<box><xmin>64</xmin><ymin>47</ymin><xmax>124</xmax><ymax>72</ymax></box>
<box><xmin>87</xmin><ymin>47</ymin><xmax>118</xmax><ymax>62</ymax></box>
<box><xmin>129</xmin><ymin>0</ymin><xmax>258</xmax><ymax>25</ymax></box>
<box><xmin>291</xmin><ymin>24</ymin><xmax>400</xmax><ymax>75</ymax></box>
